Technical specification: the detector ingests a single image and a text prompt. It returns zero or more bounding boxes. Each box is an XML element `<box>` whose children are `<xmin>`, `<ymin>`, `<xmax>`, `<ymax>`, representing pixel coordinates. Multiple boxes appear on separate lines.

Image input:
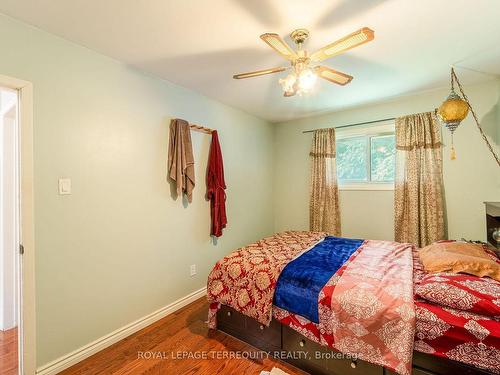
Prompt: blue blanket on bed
<box><xmin>273</xmin><ymin>236</ymin><xmax>363</xmax><ymax>323</ymax></box>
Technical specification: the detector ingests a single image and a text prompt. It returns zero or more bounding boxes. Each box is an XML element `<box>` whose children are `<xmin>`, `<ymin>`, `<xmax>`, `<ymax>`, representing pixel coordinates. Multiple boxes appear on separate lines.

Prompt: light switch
<box><xmin>58</xmin><ymin>178</ymin><xmax>71</xmax><ymax>195</ymax></box>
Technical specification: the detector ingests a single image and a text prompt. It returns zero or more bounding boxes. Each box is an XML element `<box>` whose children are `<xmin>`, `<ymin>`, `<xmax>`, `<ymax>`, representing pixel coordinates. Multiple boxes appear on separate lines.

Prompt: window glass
<box><xmin>336</xmin><ymin>137</ymin><xmax>368</xmax><ymax>182</ymax></box>
<box><xmin>336</xmin><ymin>128</ymin><xmax>396</xmax><ymax>186</ymax></box>
<box><xmin>370</xmin><ymin>135</ymin><xmax>396</xmax><ymax>182</ymax></box>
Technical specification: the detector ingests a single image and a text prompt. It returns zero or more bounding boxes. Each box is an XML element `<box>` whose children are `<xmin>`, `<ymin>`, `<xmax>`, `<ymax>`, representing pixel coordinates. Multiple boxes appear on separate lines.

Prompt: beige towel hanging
<box><xmin>167</xmin><ymin>118</ymin><xmax>195</xmax><ymax>202</ymax></box>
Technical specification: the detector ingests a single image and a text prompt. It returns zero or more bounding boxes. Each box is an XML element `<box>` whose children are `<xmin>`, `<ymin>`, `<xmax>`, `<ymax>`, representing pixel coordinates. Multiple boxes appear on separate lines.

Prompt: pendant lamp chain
<box><xmin>449</xmin><ymin>69</ymin><xmax>457</xmax><ymax>160</ymax></box>
<box><xmin>450</xmin><ymin>68</ymin><xmax>500</xmax><ymax>167</ymax></box>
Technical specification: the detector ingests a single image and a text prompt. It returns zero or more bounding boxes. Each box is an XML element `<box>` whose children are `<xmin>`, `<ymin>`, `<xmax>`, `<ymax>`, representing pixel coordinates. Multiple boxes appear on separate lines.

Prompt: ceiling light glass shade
<box><xmin>297</xmin><ymin>68</ymin><xmax>317</xmax><ymax>92</ymax></box>
<box><xmin>279</xmin><ymin>73</ymin><xmax>297</xmax><ymax>95</ymax></box>
<box><xmin>438</xmin><ymin>90</ymin><xmax>469</xmax><ymax>133</ymax></box>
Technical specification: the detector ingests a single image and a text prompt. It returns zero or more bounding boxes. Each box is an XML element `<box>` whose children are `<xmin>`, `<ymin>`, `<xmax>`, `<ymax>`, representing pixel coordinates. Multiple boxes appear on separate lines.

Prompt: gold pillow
<box><xmin>418</xmin><ymin>242</ymin><xmax>500</xmax><ymax>281</ymax></box>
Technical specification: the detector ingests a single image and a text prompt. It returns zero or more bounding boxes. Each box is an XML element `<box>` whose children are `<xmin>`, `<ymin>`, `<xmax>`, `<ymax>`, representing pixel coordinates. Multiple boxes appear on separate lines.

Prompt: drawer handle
<box><xmin>259</xmin><ymin>325</ymin><xmax>265</xmax><ymax>330</ymax></box>
<box><xmin>350</xmin><ymin>360</ymin><xmax>357</xmax><ymax>369</ymax></box>
<box><xmin>227</xmin><ymin>311</ymin><xmax>232</xmax><ymax>317</ymax></box>
<box><xmin>299</xmin><ymin>340</ymin><xmax>305</xmax><ymax>347</ymax></box>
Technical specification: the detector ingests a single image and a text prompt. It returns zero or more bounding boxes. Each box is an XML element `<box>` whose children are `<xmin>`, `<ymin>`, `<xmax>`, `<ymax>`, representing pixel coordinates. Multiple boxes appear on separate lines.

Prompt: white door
<box><xmin>1</xmin><ymin>86</ymin><xmax>19</xmax><ymax>330</ymax></box>
<box><xmin>0</xmin><ymin>75</ymin><xmax>35</xmax><ymax>375</ymax></box>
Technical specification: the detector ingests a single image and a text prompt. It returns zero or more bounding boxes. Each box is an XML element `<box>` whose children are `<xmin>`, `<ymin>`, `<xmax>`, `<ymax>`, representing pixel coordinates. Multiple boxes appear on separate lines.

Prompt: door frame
<box><xmin>0</xmin><ymin>74</ymin><xmax>35</xmax><ymax>375</ymax></box>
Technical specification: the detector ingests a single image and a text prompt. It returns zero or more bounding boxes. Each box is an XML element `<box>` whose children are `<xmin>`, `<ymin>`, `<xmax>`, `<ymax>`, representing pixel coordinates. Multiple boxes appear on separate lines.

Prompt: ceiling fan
<box><xmin>233</xmin><ymin>28</ymin><xmax>374</xmax><ymax>97</ymax></box>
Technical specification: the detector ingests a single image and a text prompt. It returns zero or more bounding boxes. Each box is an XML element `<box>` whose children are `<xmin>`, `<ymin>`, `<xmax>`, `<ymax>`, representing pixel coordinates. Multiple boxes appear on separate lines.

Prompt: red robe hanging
<box><xmin>206</xmin><ymin>130</ymin><xmax>227</xmax><ymax>237</ymax></box>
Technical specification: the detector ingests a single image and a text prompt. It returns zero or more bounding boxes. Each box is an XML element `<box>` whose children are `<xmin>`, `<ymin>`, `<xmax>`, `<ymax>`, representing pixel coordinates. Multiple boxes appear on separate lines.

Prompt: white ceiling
<box><xmin>1</xmin><ymin>0</ymin><xmax>499</xmax><ymax>122</ymax></box>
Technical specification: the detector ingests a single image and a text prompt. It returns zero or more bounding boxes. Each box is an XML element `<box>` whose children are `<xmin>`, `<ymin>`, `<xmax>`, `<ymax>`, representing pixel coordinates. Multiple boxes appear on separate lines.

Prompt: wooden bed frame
<box><xmin>216</xmin><ymin>304</ymin><xmax>494</xmax><ymax>375</ymax></box>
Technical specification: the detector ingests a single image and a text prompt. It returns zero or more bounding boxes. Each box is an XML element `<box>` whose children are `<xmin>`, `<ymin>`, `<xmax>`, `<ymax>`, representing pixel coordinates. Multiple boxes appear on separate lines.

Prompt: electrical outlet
<box><xmin>190</xmin><ymin>264</ymin><xmax>197</xmax><ymax>277</ymax></box>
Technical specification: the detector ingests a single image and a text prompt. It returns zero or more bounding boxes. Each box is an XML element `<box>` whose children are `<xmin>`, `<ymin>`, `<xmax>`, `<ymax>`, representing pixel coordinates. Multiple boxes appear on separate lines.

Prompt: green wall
<box><xmin>0</xmin><ymin>14</ymin><xmax>275</xmax><ymax>366</ymax></box>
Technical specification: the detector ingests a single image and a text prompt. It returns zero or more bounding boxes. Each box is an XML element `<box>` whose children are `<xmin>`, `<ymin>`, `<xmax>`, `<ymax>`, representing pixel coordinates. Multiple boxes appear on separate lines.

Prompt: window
<box><xmin>370</xmin><ymin>135</ymin><xmax>396</xmax><ymax>182</ymax></box>
<box><xmin>336</xmin><ymin>122</ymin><xmax>395</xmax><ymax>190</ymax></box>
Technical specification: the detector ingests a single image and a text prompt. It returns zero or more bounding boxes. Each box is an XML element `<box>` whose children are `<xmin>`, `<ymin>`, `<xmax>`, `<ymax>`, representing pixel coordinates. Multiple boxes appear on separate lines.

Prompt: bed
<box><xmin>207</xmin><ymin>231</ymin><xmax>500</xmax><ymax>375</ymax></box>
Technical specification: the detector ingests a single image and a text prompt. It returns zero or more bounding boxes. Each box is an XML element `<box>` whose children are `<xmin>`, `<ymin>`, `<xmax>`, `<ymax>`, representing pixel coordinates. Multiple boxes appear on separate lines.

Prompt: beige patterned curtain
<box><xmin>395</xmin><ymin>112</ymin><xmax>445</xmax><ymax>247</ymax></box>
<box><xmin>310</xmin><ymin>128</ymin><xmax>341</xmax><ymax>235</ymax></box>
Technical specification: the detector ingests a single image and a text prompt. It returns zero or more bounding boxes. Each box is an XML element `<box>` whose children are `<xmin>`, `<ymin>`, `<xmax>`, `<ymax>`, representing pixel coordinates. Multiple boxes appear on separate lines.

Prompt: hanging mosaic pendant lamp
<box><xmin>437</xmin><ymin>68</ymin><xmax>469</xmax><ymax>160</ymax></box>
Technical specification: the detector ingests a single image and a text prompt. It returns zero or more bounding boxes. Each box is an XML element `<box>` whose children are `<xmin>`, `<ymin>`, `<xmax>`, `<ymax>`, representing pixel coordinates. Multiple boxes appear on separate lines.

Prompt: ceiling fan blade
<box><xmin>315</xmin><ymin>66</ymin><xmax>353</xmax><ymax>86</ymax></box>
<box><xmin>233</xmin><ymin>66</ymin><xmax>287</xmax><ymax>79</ymax></box>
<box><xmin>260</xmin><ymin>33</ymin><xmax>298</xmax><ymax>61</ymax></box>
<box><xmin>310</xmin><ymin>27</ymin><xmax>374</xmax><ymax>62</ymax></box>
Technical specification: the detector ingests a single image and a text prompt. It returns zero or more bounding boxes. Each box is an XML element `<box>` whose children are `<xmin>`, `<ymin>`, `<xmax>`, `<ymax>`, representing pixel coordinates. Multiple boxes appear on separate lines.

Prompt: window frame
<box><xmin>336</xmin><ymin>120</ymin><xmax>395</xmax><ymax>191</ymax></box>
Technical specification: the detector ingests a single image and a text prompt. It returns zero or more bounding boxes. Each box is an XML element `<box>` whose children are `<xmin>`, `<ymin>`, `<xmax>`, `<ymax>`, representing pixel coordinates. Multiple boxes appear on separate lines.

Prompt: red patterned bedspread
<box><xmin>275</xmin><ymin>246</ymin><xmax>500</xmax><ymax>374</ymax></box>
<box><xmin>415</xmin><ymin>300</ymin><xmax>500</xmax><ymax>373</ymax></box>
<box><xmin>207</xmin><ymin>231</ymin><xmax>327</xmax><ymax>327</ymax></box>
<box><xmin>274</xmin><ymin>239</ymin><xmax>416</xmax><ymax>375</ymax></box>
<box><xmin>208</xmin><ymin>234</ymin><xmax>416</xmax><ymax>375</ymax></box>
<box><xmin>413</xmin><ymin>248</ymin><xmax>500</xmax><ymax>373</ymax></box>
<box><xmin>207</xmin><ymin>233</ymin><xmax>500</xmax><ymax>373</ymax></box>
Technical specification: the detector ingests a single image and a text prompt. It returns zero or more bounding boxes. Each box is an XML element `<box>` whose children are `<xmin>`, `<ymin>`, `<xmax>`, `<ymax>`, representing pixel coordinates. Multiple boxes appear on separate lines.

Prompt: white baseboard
<box><xmin>36</xmin><ymin>287</ymin><xmax>207</xmax><ymax>375</ymax></box>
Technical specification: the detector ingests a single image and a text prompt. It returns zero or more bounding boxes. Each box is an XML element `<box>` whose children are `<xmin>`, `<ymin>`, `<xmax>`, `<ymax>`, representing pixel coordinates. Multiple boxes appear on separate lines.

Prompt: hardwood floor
<box><xmin>60</xmin><ymin>297</ymin><xmax>306</xmax><ymax>375</ymax></box>
<box><xmin>0</xmin><ymin>327</ymin><xmax>18</xmax><ymax>375</ymax></box>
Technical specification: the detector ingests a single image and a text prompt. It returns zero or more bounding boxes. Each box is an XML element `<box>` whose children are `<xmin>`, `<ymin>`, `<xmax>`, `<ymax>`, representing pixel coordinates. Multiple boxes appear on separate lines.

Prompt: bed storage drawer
<box><xmin>282</xmin><ymin>325</ymin><xmax>383</xmax><ymax>375</ymax></box>
<box><xmin>245</xmin><ymin>315</ymin><xmax>282</xmax><ymax>352</ymax></box>
<box><xmin>216</xmin><ymin>305</ymin><xmax>281</xmax><ymax>352</ymax></box>
<box><xmin>410</xmin><ymin>352</ymin><xmax>492</xmax><ymax>375</ymax></box>
<box><xmin>217</xmin><ymin>305</ymin><xmax>245</xmax><ymax>335</ymax></box>
<box><xmin>282</xmin><ymin>324</ymin><xmax>330</xmax><ymax>375</ymax></box>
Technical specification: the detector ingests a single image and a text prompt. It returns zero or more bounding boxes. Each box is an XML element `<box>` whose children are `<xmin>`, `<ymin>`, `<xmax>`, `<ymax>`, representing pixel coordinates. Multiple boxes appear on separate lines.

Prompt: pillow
<box><xmin>415</xmin><ymin>273</ymin><xmax>500</xmax><ymax>318</ymax></box>
<box><xmin>418</xmin><ymin>242</ymin><xmax>500</xmax><ymax>281</ymax></box>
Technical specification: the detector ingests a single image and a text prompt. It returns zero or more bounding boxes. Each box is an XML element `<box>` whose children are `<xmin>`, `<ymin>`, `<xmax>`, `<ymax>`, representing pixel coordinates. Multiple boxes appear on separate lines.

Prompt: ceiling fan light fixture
<box><xmin>235</xmin><ymin>27</ymin><xmax>375</xmax><ymax>95</ymax></box>
<box><xmin>278</xmin><ymin>68</ymin><xmax>318</xmax><ymax>96</ymax></box>
<box><xmin>297</xmin><ymin>68</ymin><xmax>317</xmax><ymax>92</ymax></box>
<box><xmin>279</xmin><ymin>73</ymin><xmax>297</xmax><ymax>95</ymax></box>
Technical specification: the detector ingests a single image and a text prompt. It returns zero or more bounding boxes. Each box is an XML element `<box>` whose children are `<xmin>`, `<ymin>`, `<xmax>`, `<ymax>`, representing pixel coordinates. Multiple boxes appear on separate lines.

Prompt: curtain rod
<box><xmin>302</xmin><ymin>117</ymin><xmax>396</xmax><ymax>134</ymax></box>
